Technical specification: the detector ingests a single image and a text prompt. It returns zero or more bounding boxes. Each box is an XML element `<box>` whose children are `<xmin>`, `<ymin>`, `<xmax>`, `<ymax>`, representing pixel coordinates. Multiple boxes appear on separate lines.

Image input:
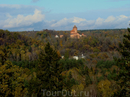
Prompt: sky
<box><xmin>0</xmin><ymin>0</ymin><xmax>130</xmax><ymax>31</ymax></box>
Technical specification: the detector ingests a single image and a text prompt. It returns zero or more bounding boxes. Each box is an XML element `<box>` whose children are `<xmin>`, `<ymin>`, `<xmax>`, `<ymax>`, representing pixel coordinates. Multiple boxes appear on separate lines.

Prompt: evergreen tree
<box><xmin>113</xmin><ymin>27</ymin><xmax>130</xmax><ymax>97</ymax></box>
<box><xmin>68</xmin><ymin>71</ymin><xmax>72</xmax><ymax>79</ymax></box>
<box><xmin>85</xmin><ymin>75</ymin><xmax>92</xmax><ymax>86</ymax></box>
<box><xmin>36</xmin><ymin>42</ymin><xmax>63</xmax><ymax>97</ymax></box>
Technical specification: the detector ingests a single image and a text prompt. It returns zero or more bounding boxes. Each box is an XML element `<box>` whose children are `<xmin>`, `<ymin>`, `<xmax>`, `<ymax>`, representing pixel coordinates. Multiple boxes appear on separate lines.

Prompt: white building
<box><xmin>81</xmin><ymin>54</ymin><xmax>85</xmax><ymax>59</ymax></box>
<box><xmin>80</xmin><ymin>35</ymin><xmax>82</xmax><ymax>37</ymax></box>
<box><xmin>61</xmin><ymin>56</ymin><xmax>64</xmax><ymax>59</ymax></box>
<box><xmin>73</xmin><ymin>56</ymin><xmax>78</xmax><ymax>60</ymax></box>
<box><xmin>55</xmin><ymin>35</ymin><xmax>59</xmax><ymax>38</ymax></box>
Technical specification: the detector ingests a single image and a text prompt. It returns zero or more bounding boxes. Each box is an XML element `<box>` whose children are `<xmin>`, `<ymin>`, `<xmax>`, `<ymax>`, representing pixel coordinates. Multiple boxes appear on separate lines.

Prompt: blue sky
<box><xmin>0</xmin><ymin>0</ymin><xmax>130</xmax><ymax>31</ymax></box>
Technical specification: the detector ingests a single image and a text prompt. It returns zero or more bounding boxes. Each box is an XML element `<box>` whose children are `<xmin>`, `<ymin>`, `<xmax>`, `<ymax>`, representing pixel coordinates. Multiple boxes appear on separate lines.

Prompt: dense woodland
<box><xmin>0</xmin><ymin>28</ymin><xmax>130</xmax><ymax>97</ymax></box>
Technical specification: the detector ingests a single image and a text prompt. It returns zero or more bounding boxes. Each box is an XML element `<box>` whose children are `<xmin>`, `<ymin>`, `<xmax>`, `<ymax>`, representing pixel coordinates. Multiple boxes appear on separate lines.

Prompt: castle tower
<box><xmin>73</xmin><ymin>25</ymin><xmax>77</xmax><ymax>33</ymax></box>
<box><xmin>70</xmin><ymin>25</ymin><xmax>86</xmax><ymax>39</ymax></box>
<box><xmin>70</xmin><ymin>25</ymin><xmax>80</xmax><ymax>38</ymax></box>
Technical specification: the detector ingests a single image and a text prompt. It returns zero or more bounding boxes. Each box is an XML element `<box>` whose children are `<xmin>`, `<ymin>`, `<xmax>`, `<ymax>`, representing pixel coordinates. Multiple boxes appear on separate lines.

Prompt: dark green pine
<box><xmin>113</xmin><ymin>27</ymin><xmax>130</xmax><ymax>97</ymax></box>
<box><xmin>37</xmin><ymin>42</ymin><xmax>63</xmax><ymax>97</ymax></box>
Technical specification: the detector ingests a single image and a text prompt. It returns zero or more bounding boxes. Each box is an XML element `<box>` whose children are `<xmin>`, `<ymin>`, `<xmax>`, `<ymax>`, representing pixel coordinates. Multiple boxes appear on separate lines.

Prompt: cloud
<box><xmin>0</xmin><ymin>4</ymin><xmax>21</xmax><ymax>9</ymax></box>
<box><xmin>6</xmin><ymin>13</ymin><xmax>12</xmax><ymax>18</ymax></box>
<box><xmin>50</xmin><ymin>15</ymin><xmax>130</xmax><ymax>30</ymax></box>
<box><xmin>73</xmin><ymin>17</ymin><xmax>87</xmax><ymax>23</ymax></box>
<box><xmin>51</xmin><ymin>17</ymin><xmax>87</xmax><ymax>27</ymax></box>
<box><xmin>104</xmin><ymin>16</ymin><xmax>116</xmax><ymax>22</ymax></box>
<box><xmin>19</xmin><ymin>28</ymin><xmax>34</xmax><ymax>31</ymax></box>
<box><xmin>93</xmin><ymin>15</ymin><xmax>130</xmax><ymax>29</ymax></box>
<box><xmin>78</xmin><ymin>20</ymin><xmax>95</xmax><ymax>26</ymax></box>
<box><xmin>95</xmin><ymin>17</ymin><xmax>104</xmax><ymax>25</ymax></box>
<box><xmin>0</xmin><ymin>4</ymin><xmax>44</xmax><ymax>16</ymax></box>
<box><xmin>51</xmin><ymin>18</ymin><xmax>73</xmax><ymax>27</ymax></box>
<box><xmin>0</xmin><ymin>7</ymin><xmax>130</xmax><ymax>31</ymax></box>
<box><xmin>3</xmin><ymin>9</ymin><xmax>45</xmax><ymax>28</ymax></box>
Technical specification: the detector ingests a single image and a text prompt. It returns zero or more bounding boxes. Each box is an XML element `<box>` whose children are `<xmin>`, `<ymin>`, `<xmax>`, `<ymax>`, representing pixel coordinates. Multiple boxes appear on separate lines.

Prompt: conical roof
<box><xmin>73</xmin><ymin>25</ymin><xmax>77</xmax><ymax>28</ymax></box>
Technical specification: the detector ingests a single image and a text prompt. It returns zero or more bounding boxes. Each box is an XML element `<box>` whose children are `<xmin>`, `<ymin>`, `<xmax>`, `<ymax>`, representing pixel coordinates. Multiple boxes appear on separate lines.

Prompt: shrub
<box><xmin>96</xmin><ymin>60</ymin><xmax>116</xmax><ymax>69</ymax></box>
<box><xmin>58</xmin><ymin>59</ymin><xmax>84</xmax><ymax>71</ymax></box>
<box><xmin>85</xmin><ymin>75</ymin><xmax>92</xmax><ymax>86</ymax></box>
<box><xmin>97</xmin><ymin>76</ymin><xmax>104</xmax><ymax>83</ymax></box>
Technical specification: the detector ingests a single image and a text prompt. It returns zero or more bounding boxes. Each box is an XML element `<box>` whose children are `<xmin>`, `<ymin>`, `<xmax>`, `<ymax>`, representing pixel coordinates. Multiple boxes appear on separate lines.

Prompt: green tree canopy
<box><xmin>114</xmin><ymin>27</ymin><xmax>130</xmax><ymax>97</ymax></box>
<box><xmin>36</xmin><ymin>42</ymin><xmax>63</xmax><ymax>96</ymax></box>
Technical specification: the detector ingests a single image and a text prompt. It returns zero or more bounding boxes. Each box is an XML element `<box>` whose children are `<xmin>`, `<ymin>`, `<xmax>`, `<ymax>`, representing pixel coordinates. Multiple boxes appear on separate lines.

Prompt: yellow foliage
<box><xmin>97</xmin><ymin>52</ymin><xmax>109</xmax><ymax>59</ymax></box>
<box><xmin>74</xmin><ymin>50</ymin><xmax>79</xmax><ymax>56</ymax></box>
<box><xmin>98</xmin><ymin>79</ymin><xmax>114</xmax><ymax>97</ymax></box>
<box><xmin>0</xmin><ymin>50</ymin><xmax>5</xmax><ymax>56</ymax></box>
<box><xmin>86</xmin><ymin>58</ymin><xmax>90</xmax><ymax>61</ymax></box>
<box><xmin>110</xmin><ymin>65</ymin><xmax>119</xmax><ymax>71</ymax></box>
<box><xmin>92</xmin><ymin>60</ymin><xmax>97</xmax><ymax>64</ymax></box>
<box><xmin>60</xmin><ymin>40</ymin><xmax>63</xmax><ymax>47</ymax></box>
<box><xmin>40</xmin><ymin>45</ymin><xmax>44</xmax><ymax>50</ymax></box>
<box><xmin>56</xmin><ymin>50</ymin><xmax>61</xmax><ymax>58</ymax></box>
<box><xmin>61</xmin><ymin>71</ymin><xmax>67</xmax><ymax>76</ymax></box>
<box><xmin>97</xmin><ymin>73</ymin><xmax>102</xmax><ymax>78</ymax></box>
<box><xmin>33</xmin><ymin>72</ymin><xmax>37</xmax><ymax>78</ymax></box>
<box><xmin>105</xmin><ymin>71</ymin><xmax>109</xmax><ymax>76</ymax></box>
<box><xmin>89</xmin><ymin>36</ymin><xmax>92</xmax><ymax>40</ymax></box>
<box><xmin>20</xmin><ymin>50</ymin><xmax>25</xmax><ymax>54</ymax></box>
<box><xmin>71</xmin><ymin>89</ymin><xmax>76</xmax><ymax>94</ymax></box>
<box><xmin>77</xmin><ymin>83</ymin><xmax>84</xmax><ymax>91</ymax></box>
<box><xmin>85</xmin><ymin>44</ymin><xmax>90</xmax><ymax>49</ymax></box>
<box><xmin>0</xmin><ymin>60</ymin><xmax>29</xmax><ymax>97</ymax></box>
<box><xmin>89</xmin><ymin>53</ymin><xmax>96</xmax><ymax>58</ymax></box>
<box><xmin>103</xmin><ymin>53</ymin><xmax>109</xmax><ymax>58</ymax></box>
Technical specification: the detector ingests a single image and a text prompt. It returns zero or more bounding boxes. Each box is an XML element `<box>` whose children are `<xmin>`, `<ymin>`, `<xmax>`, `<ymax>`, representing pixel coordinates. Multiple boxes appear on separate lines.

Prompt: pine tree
<box><xmin>37</xmin><ymin>42</ymin><xmax>63</xmax><ymax>97</ymax></box>
<box><xmin>114</xmin><ymin>27</ymin><xmax>130</xmax><ymax>97</ymax></box>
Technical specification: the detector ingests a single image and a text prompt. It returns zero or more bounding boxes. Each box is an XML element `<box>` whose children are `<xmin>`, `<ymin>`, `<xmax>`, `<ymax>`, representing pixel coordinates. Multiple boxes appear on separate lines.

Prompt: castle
<box><xmin>70</xmin><ymin>25</ymin><xmax>80</xmax><ymax>39</ymax></box>
<box><xmin>55</xmin><ymin>25</ymin><xmax>86</xmax><ymax>39</ymax></box>
<box><xmin>70</xmin><ymin>25</ymin><xmax>86</xmax><ymax>39</ymax></box>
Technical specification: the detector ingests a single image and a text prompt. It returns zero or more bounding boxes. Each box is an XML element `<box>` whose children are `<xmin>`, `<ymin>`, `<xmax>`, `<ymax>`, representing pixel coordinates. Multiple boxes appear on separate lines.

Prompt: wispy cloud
<box><xmin>0</xmin><ymin>4</ymin><xmax>22</xmax><ymax>9</ymax></box>
<box><xmin>0</xmin><ymin>4</ymin><xmax>130</xmax><ymax>31</ymax></box>
<box><xmin>1</xmin><ymin>14</ymin><xmax>130</xmax><ymax>31</ymax></box>
<box><xmin>50</xmin><ymin>15</ymin><xmax>130</xmax><ymax>30</ymax></box>
<box><xmin>0</xmin><ymin>4</ymin><xmax>43</xmax><ymax>16</ymax></box>
<box><xmin>2</xmin><ymin>9</ymin><xmax>45</xmax><ymax>28</ymax></box>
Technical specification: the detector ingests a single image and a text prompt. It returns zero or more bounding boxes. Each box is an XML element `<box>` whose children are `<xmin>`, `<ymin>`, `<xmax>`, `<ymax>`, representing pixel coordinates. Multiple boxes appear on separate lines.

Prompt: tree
<box><xmin>98</xmin><ymin>79</ymin><xmax>113</xmax><ymax>97</ymax></box>
<box><xmin>85</xmin><ymin>75</ymin><xmax>92</xmax><ymax>86</ymax></box>
<box><xmin>0</xmin><ymin>60</ymin><xmax>29</xmax><ymax>97</ymax></box>
<box><xmin>68</xmin><ymin>71</ymin><xmax>72</xmax><ymax>79</ymax></box>
<box><xmin>36</xmin><ymin>42</ymin><xmax>63</xmax><ymax>96</ymax></box>
<box><xmin>113</xmin><ymin>27</ymin><xmax>130</xmax><ymax>97</ymax></box>
<box><xmin>0</xmin><ymin>46</ymin><xmax>8</xmax><ymax>65</ymax></box>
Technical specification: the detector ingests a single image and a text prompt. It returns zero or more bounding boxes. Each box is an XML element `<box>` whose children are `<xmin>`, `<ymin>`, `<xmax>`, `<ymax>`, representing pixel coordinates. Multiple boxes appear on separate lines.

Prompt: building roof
<box><xmin>55</xmin><ymin>35</ymin><xmax>59</xmax><ymax>38</ymax></box>
<box><xmin>71</xmin><ymin>29</ymin><xmax>75</xmax><ymax>32</ymax></box>
<box><xmin>73</xmin><ymin>25</ymin><xmax>77</xmax><ymax>28</ymax></box>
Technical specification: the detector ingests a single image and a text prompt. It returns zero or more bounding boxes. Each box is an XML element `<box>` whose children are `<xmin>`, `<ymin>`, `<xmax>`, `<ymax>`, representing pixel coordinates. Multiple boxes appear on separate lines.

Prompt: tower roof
<box><xmin>73</xmin><ymin>25</ymin><xmax>77</xmax><ymax>28</ymax></box>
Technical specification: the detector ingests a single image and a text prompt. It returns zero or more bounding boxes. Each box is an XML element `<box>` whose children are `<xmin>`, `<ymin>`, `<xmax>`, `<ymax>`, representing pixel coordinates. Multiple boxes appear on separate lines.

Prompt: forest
<box><xmin>0</xmin><ymin>28</ymin><xmax>130</xmax><ymax>97</ymax></box>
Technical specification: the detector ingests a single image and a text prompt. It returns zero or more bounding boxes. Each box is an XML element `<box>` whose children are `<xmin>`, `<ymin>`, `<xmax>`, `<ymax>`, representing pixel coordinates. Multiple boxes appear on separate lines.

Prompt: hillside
<box><xmin>0</xmin><ymin>28</ymin><xmax>129</xmax><ymax>97</ymax></box>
